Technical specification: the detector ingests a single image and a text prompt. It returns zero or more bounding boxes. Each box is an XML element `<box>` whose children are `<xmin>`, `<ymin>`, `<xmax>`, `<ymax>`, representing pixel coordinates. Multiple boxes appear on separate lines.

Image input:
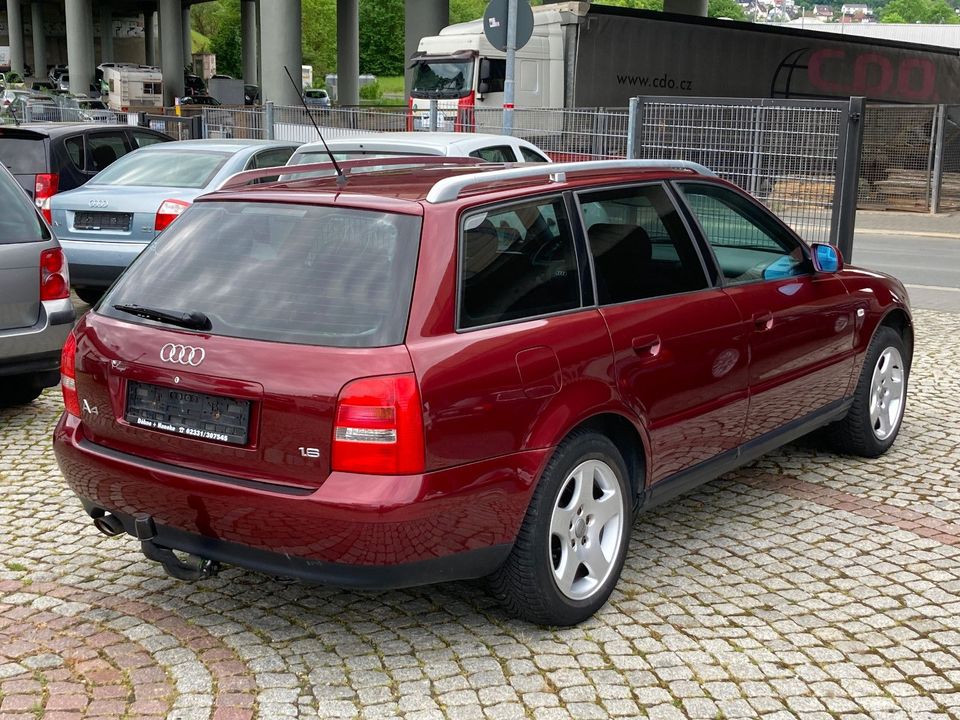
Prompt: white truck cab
<box><xmin>409</xmin><ymin>4</ymin><xmax>579</xmax><ymax>131</ymax></box>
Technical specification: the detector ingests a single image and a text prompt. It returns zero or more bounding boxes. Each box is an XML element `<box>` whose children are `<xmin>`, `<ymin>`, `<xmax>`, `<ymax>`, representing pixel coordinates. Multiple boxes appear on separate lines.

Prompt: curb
<box><xmin>855</xmin><ymin>229</ymin><xmax>960</xmax><ymax>240</ymax></box>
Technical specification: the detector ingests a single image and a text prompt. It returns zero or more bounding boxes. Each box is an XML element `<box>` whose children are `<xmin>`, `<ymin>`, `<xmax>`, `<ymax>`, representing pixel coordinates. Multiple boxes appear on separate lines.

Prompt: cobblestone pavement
<box><xmin>1</xmin><ymin>309</ymin><xmax>958</xmax><ymax>720</ymax></box>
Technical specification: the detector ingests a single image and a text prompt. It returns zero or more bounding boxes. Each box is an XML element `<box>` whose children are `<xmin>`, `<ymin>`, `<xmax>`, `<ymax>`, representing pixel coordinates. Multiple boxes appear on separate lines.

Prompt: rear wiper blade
<box><xmin>113</xmin><ymin>303</ymin><xmax>212</xmax><ymax>331</ymax></box>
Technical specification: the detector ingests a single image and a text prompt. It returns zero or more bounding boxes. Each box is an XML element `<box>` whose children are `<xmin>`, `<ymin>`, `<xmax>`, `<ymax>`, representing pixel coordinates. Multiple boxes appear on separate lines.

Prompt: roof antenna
<box><xmin>283</xmin><ymin>65</ymin><xmax>347</xmax><ymax>188</ymax></box>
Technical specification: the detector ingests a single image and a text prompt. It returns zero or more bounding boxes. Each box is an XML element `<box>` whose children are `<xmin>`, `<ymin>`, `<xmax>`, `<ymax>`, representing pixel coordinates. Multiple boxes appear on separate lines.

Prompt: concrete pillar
<box><xmin>31</xmin><ymin>1</ymin><xmax>45</xmax><ymax>79</ymax></box>
<box><xmin>100</xmin><ymin>5</ymin><xmax>114</xmax><ymax>64</ymax></box>
<box><xmin>662</xmin><ymin>0</ymin><xmax>708</xmax><ymax>16</ymax></box>
<box><xmin>241</xmin><ymin>0</ymin><xmax>258</xmax><ymax>87</ymax></box>
<box><xmin>259</xmin><ymin>0</ymin><xmax>301</xmax><ymax>105</ymax></box>
<box><xmin>65</xmin><ymin>0</ymin><xmax>94</xmax><ymax>93</ymax></box>
<box><xmin>159</xmin><ymin>0</ymin><xmax>184</xmax><ymax>103</ymax></box>
<box><xmin>404</xmin><ymin>0</ymin><xmax>448</xmax><ymax>97</ymax></box>
<box><xmin>182</xmin><ymin>3</ymin><xmax>192</xmax><ymax>68</ymax></box>
<box><xmin>336</xmin><ymin>0</ymin><xmax>358</xmax><ymax>106</ymax></box>
<box><xmin>144</xmin><ymin>10</ymin><xmax>156</xmax><ymax>66</ymax></box>
<box><xmin>6</xmin><ymin>0</ymin><xmax>25</xmax><ymax>76</ymax></box>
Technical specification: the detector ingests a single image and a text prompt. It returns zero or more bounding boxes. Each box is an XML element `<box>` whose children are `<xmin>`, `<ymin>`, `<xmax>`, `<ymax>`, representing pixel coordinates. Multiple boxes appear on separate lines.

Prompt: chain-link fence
<box><xmin>0</xmin><ymin>99</ymin><xmax>136</xmax><ymax>126</ymax></box>
<box><xmin>859</xmin><ymin>105</ymin><xmax>938</xmax><ymax>212</ymax></box>
<box><xmin>458</xmin><ymin>107</ymin><xmax>629</xmax><ymax>160</ymax></box>
<box><xmin>631</xmin><ymin>98</ymin><xmax>857</xmax><ymax>246</ymax></box>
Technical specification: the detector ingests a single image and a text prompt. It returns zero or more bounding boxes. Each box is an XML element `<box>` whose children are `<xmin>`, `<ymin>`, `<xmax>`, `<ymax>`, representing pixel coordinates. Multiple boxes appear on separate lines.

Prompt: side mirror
<box><xmin>477</xmin><ymin>80</ymin><xmax>490</xmax><ymax>95</ymax></box>
<box><xmin>478</xmin><ymin>58</ymin><xmax>492</xmax><ymax>84</ymax></box>
<box><xmin>811</xmin><ymin>243</ymin><xmax>843</xmax><ymax>273</ymax></box>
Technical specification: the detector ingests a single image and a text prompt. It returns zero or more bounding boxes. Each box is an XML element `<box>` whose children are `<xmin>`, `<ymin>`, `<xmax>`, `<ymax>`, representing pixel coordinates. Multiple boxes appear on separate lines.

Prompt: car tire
<box><xmin>490</xmin><ymin>430</ymin><xmax>632</xmax><ymax>626</ymax></box>
<box><xmin>828</xmin><ymin>326</ymin><xmax>908</xmax><ymax>457</ymax></box>
<box><xmin>74</xmin><ymin>287</ymin><xmax>104</xmax><ymax>305</ymax></box>
<box><xmin>0</xmin><ymin>376</ymin><xmax>44</xmax><ymax>406</ymax></box>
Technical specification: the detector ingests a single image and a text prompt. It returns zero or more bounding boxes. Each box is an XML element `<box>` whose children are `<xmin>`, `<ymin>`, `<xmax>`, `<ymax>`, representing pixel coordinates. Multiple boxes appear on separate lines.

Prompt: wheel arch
<box><xmin>543</xmin><ymin>411</ymin><xmax>649</xmax><ymax>504</ymax></box>
<box><xmin>878</xmin><ymin>307</ymin><xmax>914</xmax><ymax>366</ymax></box>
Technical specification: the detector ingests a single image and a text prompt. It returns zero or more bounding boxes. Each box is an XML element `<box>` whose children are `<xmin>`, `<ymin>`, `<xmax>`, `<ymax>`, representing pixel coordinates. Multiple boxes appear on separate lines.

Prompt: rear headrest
<box><xmin>464</xmin><ymin>219</ymin><xmax>499</xmax><ymax>277</ymax></box>
<box><xmin>588</xmin><ymin>223</ymin><xmax>652</xmax><ymax>264</ymax></box>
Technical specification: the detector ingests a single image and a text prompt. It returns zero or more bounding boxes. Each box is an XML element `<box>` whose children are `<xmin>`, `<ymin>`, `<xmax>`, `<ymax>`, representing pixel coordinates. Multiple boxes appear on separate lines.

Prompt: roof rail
<box><xmin>424</xmin><ymin>159</ymin><xmax>716</xmax><ymax>204</ymax></box>
<box><xmin>218</xmin><ymin>155</ymin><xmax>487</xmax><ymax>191</ymax></box>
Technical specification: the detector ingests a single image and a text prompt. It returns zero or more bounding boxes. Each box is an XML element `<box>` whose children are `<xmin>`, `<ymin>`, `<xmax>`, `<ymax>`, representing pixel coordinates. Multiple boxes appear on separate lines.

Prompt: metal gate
<box><xmin>629</xmin><ymin>96</ymin><xmax>864</xmax><ymax>258</ymax></box>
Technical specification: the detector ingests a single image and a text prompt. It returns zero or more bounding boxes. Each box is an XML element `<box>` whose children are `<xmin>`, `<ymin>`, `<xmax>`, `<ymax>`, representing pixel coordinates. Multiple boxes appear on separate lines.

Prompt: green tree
<box><xmin>207</xmin><ymin>0</ymin><xmax>242</xmax><ymax>77</ymax></box>
<box><xmin>880</xmin><ymin>0</ymin><xmax>960</xmax><ymax>21</ymax></box>
<box><xmin>359</xmin><ymin>1</ymin><xmax>405</xmax><ymax>76</ymax></box>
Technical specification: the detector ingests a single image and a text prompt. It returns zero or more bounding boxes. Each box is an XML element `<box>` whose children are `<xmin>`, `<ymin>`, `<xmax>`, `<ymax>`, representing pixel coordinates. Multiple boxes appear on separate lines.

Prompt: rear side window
<box><xmin>100</xmin><ymin>203</ymin><xmax>422</xmax><ymax>348</ymax></box>
<box><xmin>87</xmin><ymin>132</ymin><xmax>129</xmax><ymax>172</ymax></box>
<box><xmin>0</xmin><ymin>169</ymin><xmax>49</xmax><ymax>244</ymax></box>
<box><xmin>0</xmin><ymin>136</ymin><xmax>47</xmax><ymax>174</ymax></box>
<box><xmin>459</xmin><ymin>196</ymin><xmax>581</xmax><ymax>329</ymax></box>
<box><xmin>520</xmin><ymin>147</ymin><xmax>549</xmax><ymax>163</ymax></box>
<box><xmin>469</xmin><ymin>146</ymin><xmax>516</xmax><ymax>163</ymax></box>
<box><xmin>578</xmin><ymin>184</ymin><xmax>708</xmax><ymax>304</ymax></box>
<box><xmin>64</xmin><ymin>136</ymin><xmax>85</xmax><ymax>169</ymax></box>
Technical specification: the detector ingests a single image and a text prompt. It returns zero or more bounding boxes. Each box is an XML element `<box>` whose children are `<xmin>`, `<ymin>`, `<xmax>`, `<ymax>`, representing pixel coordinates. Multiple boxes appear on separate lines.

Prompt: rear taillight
<box><xmin>154</xmin><ymin>199</ymin><xmax>190</xmax><ymax>232</ymax></box>
<box><xmin>61</xmin><ymin>331</ymin><xmax>80</xmax><ymax>417</ymax></box>
<box><xmin>34</xmin><ymin>173</ymin><xmax>59</xmax><ymax>224</ymax></box>
<box><xmin>332</xmin><ymin>373</ymin><xmax>425</xmax><ymax>475</ymax></box>
<box><xmin>39</xmin><ymin>247</ymin><xmax>70</xmax><ymax>301</ymax></box>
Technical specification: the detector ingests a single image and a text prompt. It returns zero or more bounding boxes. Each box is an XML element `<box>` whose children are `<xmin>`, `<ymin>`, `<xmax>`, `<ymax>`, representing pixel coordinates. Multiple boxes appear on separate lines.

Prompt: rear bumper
<box><xmin>54</xmin><ymin>414</ymin><xmax>548</xmax><ymax>588</ymax></box>
<box><xmin>0</xmin><ymin>298</ymin><xmax>74</xmax><ymax>381</ymax></box>
<box><xmin>59</xmin><ymin>238</ymin><xmax>150</xmax><ymax>288</ymax></box>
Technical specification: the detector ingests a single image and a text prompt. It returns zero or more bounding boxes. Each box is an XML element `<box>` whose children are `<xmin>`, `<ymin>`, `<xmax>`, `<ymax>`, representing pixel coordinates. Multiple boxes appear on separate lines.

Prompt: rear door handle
<box><xmin>631</xmin><ymin>334</ymin><xmax>661</xmax><ymax>357</ymax></box>
<box><xmin>753</xmin><ymin>311</ymin><xmax>774</xmax><ymax>331</ymax></box>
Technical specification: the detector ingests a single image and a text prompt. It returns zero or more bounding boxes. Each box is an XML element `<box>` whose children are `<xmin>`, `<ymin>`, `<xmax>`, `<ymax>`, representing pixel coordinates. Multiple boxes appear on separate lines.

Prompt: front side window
<box><xmin>131</xmin><ymin>131</ymin><xmax>167</xmax><ymax>149</ymax></box>
<box><xmin>678</xmin><ymin>183</ymin><xmax>811</xmax><ymax>285</ymax></box>
<box><xmin>479</xmin><ymin>58</ymin><xmax>506</xmax><ymax>93</ymax></box>
<box><xmin>578</xmin><ymin>184</ymin><xmax>708</xmax><ymax>304</ymax></box>
<box><xmin>460</xmin><ymin>196</ymin><xmax>581</xmax><ymax>329</ymax></box>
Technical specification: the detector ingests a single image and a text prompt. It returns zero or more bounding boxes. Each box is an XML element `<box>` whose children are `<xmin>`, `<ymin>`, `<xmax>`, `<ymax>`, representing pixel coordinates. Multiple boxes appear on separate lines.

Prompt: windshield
<box><xmin>100</xmin><ymin>202</ymin><xmax>422</xmax><ymax>348</ymax></box>
<box><xmin>0</xmin><ymin>137</ymin><xmax>47</xmax><ymax>174</ymax></box>
<box><xmin>90</xmin><ymin>149</ymin><xmax>229</xmax><ymax>188</ymax></box>
<box><xmin>411</xmin><ymin>60</ymin><xmax>474</xmax><ymax>99</ymax></box>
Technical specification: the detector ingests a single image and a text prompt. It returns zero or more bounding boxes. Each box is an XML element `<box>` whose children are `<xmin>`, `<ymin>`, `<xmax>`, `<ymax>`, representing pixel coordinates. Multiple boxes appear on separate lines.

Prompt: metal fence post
<box><xmin>190</xmin><ymin>115</ymin><xmax>203</xmax><ymax>139</ymax></box>
<box><xmin>429</xmin><ymin>99</ymin><xmax>438</xmax><ymax>132</ymax></box>
<box><xmin>833</xmin><ymin>97</ymin><xmax>865</xmax><ymax>262</ymax></box>
<box><xmin>265</xmin><ymin>101</ymin><xmax>275</xmax><ymax>140</ymax></box>
<box><xmin>626</xmin><ymin>97</ymin><xmax>639</xmax><ymax>159</ymax></box>
<box><xmin>931</xmin><ymin>104</ymin><xmax>946</xmax><ymax>214</ymax></box>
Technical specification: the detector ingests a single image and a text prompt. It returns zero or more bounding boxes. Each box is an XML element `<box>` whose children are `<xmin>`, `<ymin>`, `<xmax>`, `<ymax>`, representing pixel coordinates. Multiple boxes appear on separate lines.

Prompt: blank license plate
<box><xmin>74</xmin><ymin>211</ymin><xmax>131</xmax><ymax>231</ymax></box>
<box><xmin>125</xmin><ymin>381</ymin><xmax>250</xmax><ymax>445</ymax></box>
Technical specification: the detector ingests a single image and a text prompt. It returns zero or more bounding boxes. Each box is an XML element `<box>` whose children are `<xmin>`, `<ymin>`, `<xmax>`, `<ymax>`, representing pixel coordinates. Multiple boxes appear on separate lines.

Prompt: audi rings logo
<box><xmin>159</xmin><ymin>343</ymin><xmax>205</xmax><ymax>366</ymax></box>
<box><xmin>88</xmin><ymin>199</ymin><xmax>109</xmax><ymax>208</ymax></box>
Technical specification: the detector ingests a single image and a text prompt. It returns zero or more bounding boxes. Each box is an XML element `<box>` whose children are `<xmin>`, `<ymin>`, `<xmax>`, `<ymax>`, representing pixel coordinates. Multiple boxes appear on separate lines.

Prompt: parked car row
<box><xmin>0</xmin><ymin>110</ymin><xmax>915</xmax><ymax>625</ymax></box>
<box><xmin>43</xmin><ymin>156</ymin><xmax>912</xmax><ymax>627</ymax></box>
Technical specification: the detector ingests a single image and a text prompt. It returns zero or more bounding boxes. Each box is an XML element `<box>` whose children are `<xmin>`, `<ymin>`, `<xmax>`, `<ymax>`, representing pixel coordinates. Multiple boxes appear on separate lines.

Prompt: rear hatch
<box><xmin>52</xmin><ymin>184</ymin><xmax>195</xmax><ymax>245</ymax></box>
<box><xmin>74</xmin><ymin>199</ymin><xmax>423</xmax><ymax>490</ymax></box>
<box><xmin>51</xmin><ymin>147</ymin><xmax>232</xmax><ymax>245</ymax></box>
<box><xmin>0</xmin><ymin>128</ymin><xmax>49</xmax><ymax>197</ymax></box>
<box><xmin>0</xmin><ymin>166</ymin><xmax>52</xmax><ymax>330</ymax></box>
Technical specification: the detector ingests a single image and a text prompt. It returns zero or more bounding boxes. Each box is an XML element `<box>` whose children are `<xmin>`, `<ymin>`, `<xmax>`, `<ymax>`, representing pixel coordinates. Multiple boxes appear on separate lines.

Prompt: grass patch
<box><xmin>5</xmin><ymin>561</ymin><xmax>27</xmax><ymax>572</ymax></box>
<box><xmin>378</xmin><ymin>75</ymin><xmax>405</xmax><ymax>96</ymax></box>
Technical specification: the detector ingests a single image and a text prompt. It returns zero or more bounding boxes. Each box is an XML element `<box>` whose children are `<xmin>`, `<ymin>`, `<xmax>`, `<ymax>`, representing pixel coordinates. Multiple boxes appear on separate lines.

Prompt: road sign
<box><xmin>483</xmin><ymin>0</ymin><xmax>534</xmax><ymax>52</ymax></box>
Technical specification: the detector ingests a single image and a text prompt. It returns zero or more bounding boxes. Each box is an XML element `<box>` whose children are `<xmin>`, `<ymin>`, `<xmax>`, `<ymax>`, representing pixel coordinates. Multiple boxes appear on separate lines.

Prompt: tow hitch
<box><xmin>133</xmin><ymin>513</ymin><xmax>221</xmax><ymax>581</ymax></box>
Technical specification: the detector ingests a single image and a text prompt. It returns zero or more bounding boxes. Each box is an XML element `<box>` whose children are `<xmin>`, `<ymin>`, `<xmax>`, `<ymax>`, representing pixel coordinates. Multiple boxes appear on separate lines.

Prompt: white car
<box><xmin>286</xmin><ymin>131</ymin><xmax>552</xmax><ymax>166</ymax></box>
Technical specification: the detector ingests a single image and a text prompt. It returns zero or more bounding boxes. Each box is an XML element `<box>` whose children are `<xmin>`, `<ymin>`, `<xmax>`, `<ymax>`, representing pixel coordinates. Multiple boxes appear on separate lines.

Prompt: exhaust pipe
<box><xmin>93</xmin><ymin>513</ymin><xmax>125</xmax><ymax>537</ymax></box>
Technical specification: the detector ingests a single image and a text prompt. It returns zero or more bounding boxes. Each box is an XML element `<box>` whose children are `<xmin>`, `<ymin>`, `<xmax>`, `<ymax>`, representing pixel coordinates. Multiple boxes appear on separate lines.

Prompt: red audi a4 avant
<box><xmin>54</xmin><ymin>158</ymin><xmax>912</xmax><ymax>625</ymax></box>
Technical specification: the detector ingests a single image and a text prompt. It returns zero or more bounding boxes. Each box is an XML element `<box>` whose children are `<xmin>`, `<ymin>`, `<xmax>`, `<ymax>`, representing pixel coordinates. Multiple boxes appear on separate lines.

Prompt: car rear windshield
<box><xmin>0</xmin><ymin>135</ymin><xmax>47</xmax><ymax>174</ymax></box>
<box><xmin>99</xmin><ymin>202</ymin><xmax>422</xmax><ymax>347</ymax></box>
<box><xmin>89</xmin><ymin>149</ymin><xmax>228</xmax><ymax>188</ymax></box>
<box><xmin>0</xmin><ymin>168</ymin><xmax>49</xmax><ymax>244</ymax></box>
